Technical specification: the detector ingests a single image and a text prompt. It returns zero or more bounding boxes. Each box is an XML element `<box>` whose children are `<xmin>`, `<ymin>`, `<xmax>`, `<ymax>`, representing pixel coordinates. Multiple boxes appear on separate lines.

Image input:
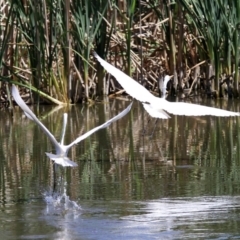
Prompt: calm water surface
<box><xmin>1</xmin><ymin>99</ymin><xmax>240</xmax><ymax>239</ymax></box>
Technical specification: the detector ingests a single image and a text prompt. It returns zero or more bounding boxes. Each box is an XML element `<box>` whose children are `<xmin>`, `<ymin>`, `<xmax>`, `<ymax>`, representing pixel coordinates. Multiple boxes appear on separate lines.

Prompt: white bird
<box><xmin>11</xmin><ymin>85</ymin><xmax>133</xmax><ymax>167</ymax></box>
<box><xmin>94</xmin><ymin>52</ymin><xmax>240</xmax><ymax>118</ymax></box>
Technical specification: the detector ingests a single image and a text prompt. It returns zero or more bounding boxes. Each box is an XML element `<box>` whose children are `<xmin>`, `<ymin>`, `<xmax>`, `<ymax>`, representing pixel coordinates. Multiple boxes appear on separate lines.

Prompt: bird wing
<box><xmin>66</xmin><ymin>102</ymin><xmax>133</xmax><ymax>148</ymax></box>
<box><xmin>11</xmin><ymin>85</ymin><xmax>60</xmax><ymax>148</ymax></box>
<box><xmin>163</xmin><ymin>101</ymin><xmax>240</xmax><ymax>117</ymax></box>
<box><xmin>45</xmin><ymin>153</ymin><xmax>78</xmax><ymax>167</ymax></box>
<box><xmin>94</xmin><ymin>52</ymin><xmax>155</xmax><ymax>103</ymax></box>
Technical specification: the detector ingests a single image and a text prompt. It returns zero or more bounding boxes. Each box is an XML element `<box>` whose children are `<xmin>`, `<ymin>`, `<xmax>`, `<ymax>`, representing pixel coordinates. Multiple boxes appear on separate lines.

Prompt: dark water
<box><xmin>1</xmin><ymin>99</ymin><xmax>240</xmax><ymax>239</ymax></box>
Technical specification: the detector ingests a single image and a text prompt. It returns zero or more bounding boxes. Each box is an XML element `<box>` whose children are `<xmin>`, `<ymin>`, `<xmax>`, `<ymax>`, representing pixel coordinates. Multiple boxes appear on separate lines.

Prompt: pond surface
<box><xmin>1</xmin><ymin>98</ymin><xmax>240</xmax><ymax>239</ymax></box>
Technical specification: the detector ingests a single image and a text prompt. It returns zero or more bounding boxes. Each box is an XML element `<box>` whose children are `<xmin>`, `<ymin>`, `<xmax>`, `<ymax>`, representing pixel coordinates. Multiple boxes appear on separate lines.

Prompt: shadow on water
<box><xmin>1</xmin><ymin>99</ymin><xmax>240</xmax><ymax>239</ymax></box>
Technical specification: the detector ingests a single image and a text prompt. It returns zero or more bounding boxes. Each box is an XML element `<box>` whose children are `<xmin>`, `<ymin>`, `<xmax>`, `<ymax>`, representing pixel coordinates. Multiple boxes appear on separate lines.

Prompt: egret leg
<box><xmin>156</xmin><ymin>141</ymin><xmax>167</xmax><ymax>162</ymax></box>
<box><xmin>149</xmin><ymin>119</ymin><xmax>159</xmax><ymax>138</ymax></box>
<box><xmin>142</xmin><ymin>117</ymin><xmax>151</xmax><ymax>135</ymax></box>
<box><xmin>52</xmin><ymin>163</ymin><xmax>65</xmax><ymax>195</ymax></box>
<box><xmin>52</xmin><ymin>163</ymin><xmax>58</xmax><ymax>194</ymax></box>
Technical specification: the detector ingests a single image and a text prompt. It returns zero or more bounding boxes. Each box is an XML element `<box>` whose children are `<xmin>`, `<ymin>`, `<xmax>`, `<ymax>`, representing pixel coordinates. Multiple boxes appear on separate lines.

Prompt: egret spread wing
<box><xmin>94</xmin><ymin>52</ymin><xmax>155</xmax><ymax>103</ymax></box>
<box><xmin>163</xmin><ymin>101</ymin><xmax>240</xmax><ymax>117</ymax></box>
<box><xmin>67</xmin><ymin>102</ymin><xmax>133</xmax><ymax>148</ymax></box>
<box><xmin>94</xmin><ymin>53</ymin><xmax>240</xmax><ymax>118</ymax></box>
<box><xmin>11</xmin><ymin>85</ymin><xmax>60</xmax><ymax>147</ymax></box>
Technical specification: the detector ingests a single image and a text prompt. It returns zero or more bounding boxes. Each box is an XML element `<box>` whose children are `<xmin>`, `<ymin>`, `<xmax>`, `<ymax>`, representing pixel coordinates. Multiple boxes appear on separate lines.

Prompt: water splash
<box><xmin>43</xmin><ymin>188</ymin><xmax>81</xmax><ymax>216</ymax></box>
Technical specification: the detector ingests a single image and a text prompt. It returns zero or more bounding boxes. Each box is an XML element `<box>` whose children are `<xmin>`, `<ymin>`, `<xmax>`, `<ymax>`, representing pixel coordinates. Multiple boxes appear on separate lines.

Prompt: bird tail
<box><xmin>143</xmin><ymin>103</ymin><xmax>171</xmax><ymax>119</ymax></box>
<box><xmin>45</xmin><ymin>152</ymin><xmax>78</xmax><ymax>167</ymax></box>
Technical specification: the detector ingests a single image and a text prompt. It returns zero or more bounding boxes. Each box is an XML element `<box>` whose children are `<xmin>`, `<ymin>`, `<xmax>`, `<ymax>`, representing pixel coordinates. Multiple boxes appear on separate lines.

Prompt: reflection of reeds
<box><xmin>1</xmin><ymin>100</ymin><xmax>240</xmax><ymax>202</ymax></box>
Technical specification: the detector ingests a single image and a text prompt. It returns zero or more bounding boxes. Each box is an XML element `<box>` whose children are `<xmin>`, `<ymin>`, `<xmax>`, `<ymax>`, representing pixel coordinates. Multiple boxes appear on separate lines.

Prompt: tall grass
<box><xmin>71</xmin><ymin>0</ymin><xmax>108</xmax><ymax>101</ymax></box>
<box><xmin>179</xmin><ymin>0</ymin><xmax>240</xmax><ymax>96</ymax></box>
<box><xmin>0</xmin><ymin>0</ymin><xmax>239</xmax><ymax>104</ymax></box>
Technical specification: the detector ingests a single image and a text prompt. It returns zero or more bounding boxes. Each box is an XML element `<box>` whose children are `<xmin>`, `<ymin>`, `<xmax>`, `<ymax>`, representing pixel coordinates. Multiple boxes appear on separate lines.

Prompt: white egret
<box><xmin>94</xmin><ymin>52</ymin><xmax>240</xmax><ymax>118</ymax></box>
<box><xmin>11</xmin><ymin>85</ymin><xmax>132</xmax><ymax>167</ymax></box>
